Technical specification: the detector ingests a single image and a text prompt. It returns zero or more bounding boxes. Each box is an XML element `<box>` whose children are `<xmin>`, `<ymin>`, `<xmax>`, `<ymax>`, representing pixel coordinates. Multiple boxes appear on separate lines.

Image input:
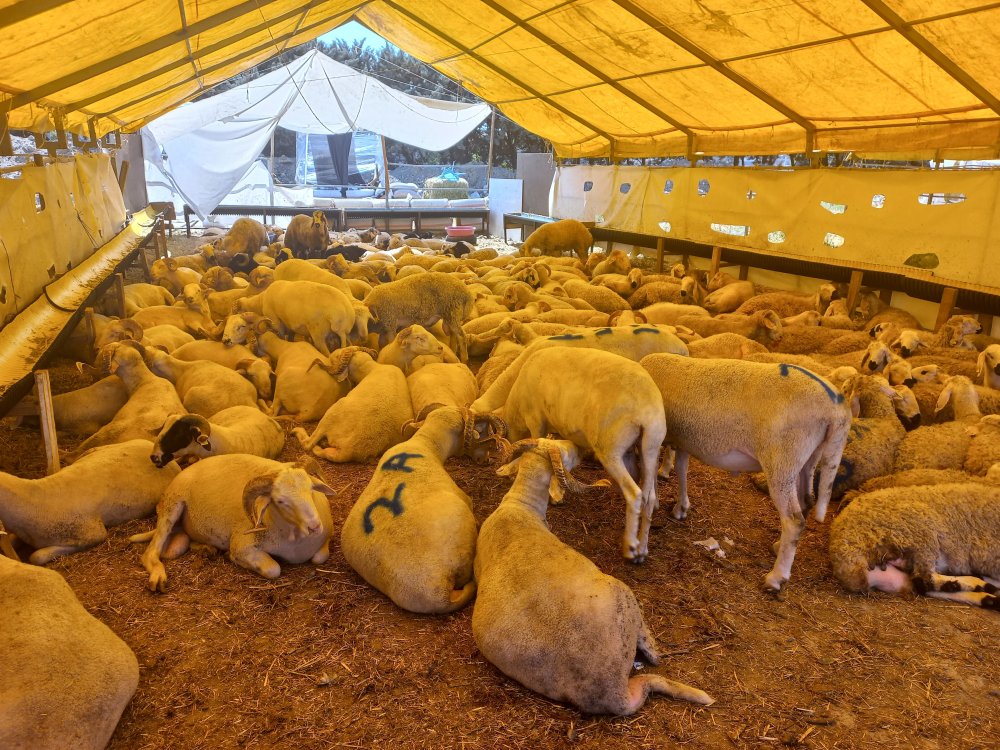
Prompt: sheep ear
<box><xmin>860</xmin><ymin>351</ymin><xmax>870</xmax><ymax>369</ymax></box>
<box><xmin>934</xmin><ymin>383</ymin><xmax>954</xmax><ymax>414</ymax></box>
<box><xmin>166</xmin><ymin>258</ymin><xmax>178</xmax><ymax>271</ymax></box>
<box><xmin>977</xmin><ymin>350</ymin><xmax>986</xmax><ymax>378</ymax></box>
<box><xmin>196</xmin><ymin>433</ymin><xmax>212</xmax><ymax>448</ymax></box>
<box><xmin>121</xmin><ymin>319</ymin><xmax>144</xmax><ymax>340</ymax></box>
<box><xmin>536</xmin><ymin>300</ymin><xmax>552</xmax><ymax>312</ymax></box>
<box><xmin>548</xmin><ymin>474</ymin><xmax>566</xmax><ymax>504</ymax></box>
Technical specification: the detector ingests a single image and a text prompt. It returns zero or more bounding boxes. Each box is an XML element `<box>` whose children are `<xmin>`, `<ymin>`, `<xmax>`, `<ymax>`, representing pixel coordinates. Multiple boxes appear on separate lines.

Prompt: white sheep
<box><xmin>640</xmin><ymin>301</ymin><xmax>710</xmax><ymax>326</ymax></box>
<box><xmin>170</xmin><ymin>339</ymin><xmax>275</xmax><ymax>400</ymax></box>
<box><xmin>686</xmin><ymin>332</ymin><xmax>768</xmax><ymax>359</ymax></box>
<box><xmin>341</xmin><ymin>408</ymin><xmax>505</xmax><ymax>613</ymax></box>
<box><xmin>976</xmin><ymin>344</ymin><xmax>1000</xmax><ymax>389</ymax></box>
<box><xmin>136</xmin><ymin>455</ymin><xmax>335</xmax><ymax>590</ymax></box>
<box><xmin>150</xmin><ymin>408</ymin><xmax>285</xmax><ymax>466</ymax></box>
<box><xmin>473</xmin><ymin>324</ymin><xmax>688</xmax><ymax>413</ymax></box>
<box><xmin>43</xmin><ymin>374</ymin><xmax>128</xmax><ymax>438</ymax></box>
<box><xmin>377</xmin><ymin>324</ymin><xmax>458</xmax><ymax>374</ymax></box>
<box><xmin>676</xmin><ymin>310</ymin><xmax>783</xmax><ymax>347</ymax></box>
<box><xmin>123</xmin><ymin>282</ymin><xmax>174</xmax><ymax>315</ymax></box>
<box><xmin>141</xmin><ymin>324</ymin><xmax>195</xmax><ymax>352</ymax></box>
<box><xmin>272</xmin><ymin>257</ymin><xmax>354</xmax><ymax>298</ymax></box>
<box><xmin>702</xmin><ymin>280</ymin><xmax>755</xmax><ymax>314</ymax></box>
<box><xmin>894</xmin><ymin>376</ymin><xmax>981</xmax><ymax>472</ymax></box>
<box><xmin>473</xmin><ymin>438</ymin><xmax>714</xmax><ymax>714</ymax></box>
<box><xmin>498</xmin><ymin>347</ymin><xmax>665</xmax><ymax>562</ymax></box>
<box><xmin>292</xmin><ymin>348</ymin><xmax>414</xmax><ymax>462</ymax></box>
<box><xmin>151</xmin><ymin>257</ymin><xmax>201</xmax><ymax>296</ymax></box>
<box><xmin>640</xmin><ymin>354</ymin><xmax>852</xmax><ymax>591</ymax></box>
<box><xmin>130</xmin><ymin>283</ymin><xmax>216</xmax><ymax>338</ymax></box>
<box><xmin>144</xmin><ymin>347</ymin><xmax>259</xmax><ymax>418</ymax></box>
<box><xmin>829</xmin><ymin>482</ymin><xmax>1000</xmax><ymax>610</ymax></box>
<box><xmin>734</xmin><ymin>284</ymin><xmax>840</xmax><ymax>317</ymax></box>
<box><xmin>0</xmin><ymin>439</ymin><xmax>179</xmax><ymax>564</ymax></box>
<box><xmin>0</xmin><ymin>555</ymin><xmax>139</xmax><ymax>750</ymax></box>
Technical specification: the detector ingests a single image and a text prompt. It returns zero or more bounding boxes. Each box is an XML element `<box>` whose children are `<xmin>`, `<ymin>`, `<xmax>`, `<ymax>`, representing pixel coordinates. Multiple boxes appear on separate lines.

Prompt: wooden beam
<box><xmin>845</xmin><ymin>270</ymin><xmax>864</xmax><ymax>315</ymax></box>
<box><xmin>655</xmin><ymin>237</ymin><xmax>666</xmax><ymax>273</ymax></box>
<box><xmin>709</xmin><ymin>246</ymin><xmax>722</xmax><ymax>277</ymax></box>
<box><xmin>738</xmin><ymin>265</ymin><xmax>749</xmax><ymax>280</ymax></box>
<box><xmin>935</xmin><ymin>287</ymin><xmax>959</xmax><ymax>330</ymax></box>
<box><xmin>978</xmin><ymin>312</ymin><xmax>994</xmax><ymax>336</ymax></box>
<box><xmin>879</xmin><ymin>288</ymin><xmax>893</xmax><ymax>304</ymax></box>
<box><xmin>859</xmin><ymin>0</ymin><xmax>1000</xmax><ymax>117</ymax></box>
<box><xmin>381</xmin><ymin>0</ymin><xmax>614</xmax><ymax>149</ymax></box>
<box><xmin>610</xmin><ymin>0</ymin><xmax>816</xmax><ymax>150</ymax></box>
<box><xmin>116</xmin><ymin>159</ymin><xmax>129</xmax><ymax>193</ymax></box>
<box><xmin>34</xmin><ymin>370</ymin><xmax>60</xmax><ymax>476</ymax></box>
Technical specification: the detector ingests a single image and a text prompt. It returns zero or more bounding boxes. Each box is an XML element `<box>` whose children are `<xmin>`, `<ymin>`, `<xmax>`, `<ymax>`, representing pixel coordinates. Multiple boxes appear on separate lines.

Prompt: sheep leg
<box><xmin>310</xmin><ymin>326</ymin><xmax>332</xmax><ymax>357</ymax></box>
<box><xmin>622</xmin><ymin>675</ymin><xmax>715</xmax><ymax>715</ymax></box>
<box><xmin>229</xmin><ymin>542</ymin><xmax>281</xmax><ymax>579</ymax></box>
<box><xmin>927</xmin><ymin>590</ymin><xmax>1000</xmax><ymax>610</ymax></box>
<box><xmin>636</xmin><ymin>616</ymin><xmax>661</xmax><ymax>666</ymax></box>
<box><xmin>921</xmin><ymin>572</ymin><xmax>998</xmax><ymax>594</ymax></box>
<box><xmin>162</xmin><ymin>531</ymin><xmax>191</xmax><ymax>560</ymax></box>
<box><xmin>763</xmin><ymin>472</ymin><xmax>806</xmax><ymax>591</ymax></box>
<box><xmin>636</xmin><ymin>426</ymin><xmax>664</xmax><ymax>558</ymax></box>
<box><xmin>657</xmin><ymin>446</ymin><xmax>675</xmax><ymax>479</ymax></box>
<box><xmin>602</xmin><ymin>455</ymin><xmax>645</xmax><ymax>563</ymax></box>
<box><xmin>310</xmin><ymin>540</ymin><xmax>330</xmax><ymax>565</ymax></box>
<box><xmin>29</xmin><ymin>518</ymin><xmax>109</xmax><ymax>564</ymax></box>
<box><xmin>671</xmin><ymin>452</ymin><xmax>690</xmax><ymax>520</ymax></box>
<box><xmin>291</xmin><ymin>426</ymin><xmax>320</xmax><ymax>450</ymax></box>
<box><xmin>142</xmin><ymin>499</ymin><xmax>188</xmax><ymax>593</ymax></box>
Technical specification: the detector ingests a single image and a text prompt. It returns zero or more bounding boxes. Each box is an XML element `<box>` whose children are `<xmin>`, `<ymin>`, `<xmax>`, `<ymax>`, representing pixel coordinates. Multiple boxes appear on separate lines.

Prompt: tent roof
<box><xmin>3</xmin><ymin>1</ymin><xmax>1000</xmax><ymax>158</ymax></box>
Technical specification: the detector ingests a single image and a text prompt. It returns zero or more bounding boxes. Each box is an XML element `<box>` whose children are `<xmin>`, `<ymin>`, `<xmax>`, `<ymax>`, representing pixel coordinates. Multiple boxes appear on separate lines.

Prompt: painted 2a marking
<box><xmin>363</xmin><ymin>483</ymin><xmax>406</xmax><ymax>534</ymax></box>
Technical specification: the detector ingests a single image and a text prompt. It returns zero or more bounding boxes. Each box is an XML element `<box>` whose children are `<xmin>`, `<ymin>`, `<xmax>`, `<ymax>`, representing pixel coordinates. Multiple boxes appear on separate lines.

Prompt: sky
<box><xmin>318</xmin><ymin>20</ymin><xmax>398</xmax><ymax>50</ymax></box>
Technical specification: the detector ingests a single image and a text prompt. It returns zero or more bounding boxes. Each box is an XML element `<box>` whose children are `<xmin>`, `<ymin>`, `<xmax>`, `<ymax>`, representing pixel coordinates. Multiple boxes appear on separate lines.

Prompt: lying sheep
<box><xmin>292</xmin><ymin>348</ymin><xmax>413</xmax><ymax>462</ymax></box>
<box><xmin>590</xmin><ymin>249</ymin><xmax>632</xmax><ymax>277</ymax></box>
<box><xmin>560</xmin><ymin>277</ymin><xmax>629</xmax><ymax>313</ymax></box>
<box><xmin>676</xmin><ymin>310</ymin><xmax>782</xmax><ymax>347</ymax></box>
<box><xmin>519</xmin><ymin>219</ymin><xmax>592</xmax><ymax>261</ymax></box>
<box><xmin>150</xmin><ymin>408</ymin><xmax>285</xmax><ymax>466</ymax></box>
<box><xmin>75</xmin><ymin>343</ymin><xmax>187</xmax><ymax>454</ymax></box>
<box><xmin>341</xmin><ymin>408</ymin><xmax>505</xmax><ymax>613</ymax></box>
<box><xmin>144</xmin><ymin>347</ymin><xmax>259</xmax><ymax>418</ymax></box>
<box><xmin>0</xmin><ymin>555</ymin><xmax>139</xmax><ymax>750</ymax></box>
<box><xmin>141</xmin><ymin>324</ymin><xmax>195</xmax><ymax>352</ymax></box>
<box><xmin>377</xmin><ymin>324</ymin><xmax>457</xmax><ymax>373</ymax></box>
<box><xmin>226</xmin><ymin>314</ymin><xmax>348</xmax><ymax>420</ymax></box>
<box><xmin>702</xmin><ymin>280</ymin><xmax>755</xmax><ymax>314</ymax></box>
<box><xmin>640</xmin><ymin>302</ymin><xmax>709</xmax><ymax>325</ymax></box>
<box><xmin>151</xmin><ymin>257</ymin><xmax>201</xmax><ymax>296</ymax></box>
<box><xmin>829</xmin><ymin>482</ymin><xmax>1000</xmax><ymax>610</ymax></box>
<box><xmin>365</xmin><ymin>272</ymin><xmax>474</xmax><ymax>361</ymax></box>
<box><xmin>977</xmin><ymin>344</ymin><xmax>1000</xmax><ymax>389</ymax></box>
<box><xmin>130</xmin><ymin>283</ymin><xmax>216</xmax><ymax>338</ymax></box>
<box><xmin>686</xmin><ymin>333</ymin><xmax>768</xmax><ymax>359</ymax></box>
<box><xmin>473</xmin><ymin>324</ymin><xmax>688</xmax><ymax>413</ymax></box>
<box><xmin>283</xmin><ymin>211</ymin><xmax>329</xmax><ymax>258</ymax></box>
<box><xmin>41</xmin><ymin>375</ymin><xmax>129</xmax><ymax>438</ymax></box>
<box><xmin>272</xmin><ymin>257</ymin><xmax>354</xmax><ymax>298</ymax></box>
<box><xmin>894</xmin><ymin>376</ymin><xmax>981</xmax><ymax>472</ymax></box>
<box><xmin>628</xmin><ymin>280</ymin><xmax>694</xmax><ymax>309</ymax></box>
<box><xmin>204</xmin><ymin>268</ymin><xmax>272</xmax><ymax>321</ymax></box>
<box><xmin>641</xmin><ymin>354</ymin><xmax>852</xmax><ymax>591</ymax></box>
<box><xmin>500</xmin><ymin>347</ymin><xmax>666</xmax><ymax>562</ymax></box>
<box><xmin>0</xmin><ymin>439</ymin><xmax>179</xmax><ymax>564</ymax></box>
<box><xmin>407</xmin><ymin>362</ymin><xmax>478</xmax><ymax>420</ymax></box>
<box><xmin>170</xmin><ymin>339</ymin><xmax>274</xmax><ymax>400</ymax></box>
<box><xmin>212</xmin><ymin>217</ymin><xmax>268</xmax><ymax>262</ymax></box>
<box><xmin>734</xmin><ymin>283</ymin><xmax>840</xmax><ymax>317</ymax></box>
<box><xmin>237</xmin><ymin>279</ymin><xmax>355</xmax><ymax>357</ymax></box>
<box><xmin>893</xmin><ymin>315</ymin><xmax>982</xmax><ymax>357</ymax></box>
<box><xmin>477</xmin><ymin>346</ymin><xmax>524</xmax><ymax>392</ymax></box>
<box><xmin>136</xmin><ymin>455</ymin><xmax>335</xmax><ymax>590</ymax></box>
<box><xmin>123</xmin><ymin>283</ymin><xmax>174</xmax><ymax>315</ymax></box>
<box><xmin>473</xmin><ymin>438</ymin><xmax>714</xmax><ymax>715</ymax></box>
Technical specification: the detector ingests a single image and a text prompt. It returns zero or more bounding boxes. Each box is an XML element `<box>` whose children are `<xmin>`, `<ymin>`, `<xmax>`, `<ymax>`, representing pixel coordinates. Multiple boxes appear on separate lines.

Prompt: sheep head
<box><xmin>977</xmin><ymin>345</ymin><xmax>1000</xmax><ymax>380</ymax></box>
<box><xmin>496</xmin><ymin>438</ymin><xmax>606</xmax><ymax>504</ymax></box>
<box><xmin>311</xmin><ymin>346</ymin><xmax>378</xmax><ymax>382</ymax></box>
<box><xmin>151</xmin><ymin>413</ymin><xmax>212</xmax><ymax>467</ymax></box>
<box><xmin>202</xmin><ymin>266</ymin><xmax>235</xmax><ymax>291</ymax></box>
<box><xmin>861</xmin><ymin>341</ymin><xmax>892</xmax><ymax>372</ymax></box>
<box><xmin>99</xmin><ymin>340</ymin><xmax>147</xmax><ymax>377</ymax></box>
<box><xmin>398</xmin><ymin>325</ymin><xmax>443</xmax><ymax>359</ymax></box>
<box><xmin>242</xmin><ymin>465</ymin><xmax>333</xmax><ymax>540</ymax></box>
<box><xmin>180</xmin><ymin>283</ymin><xmax>211</xmax><ymax>316</ymax></box>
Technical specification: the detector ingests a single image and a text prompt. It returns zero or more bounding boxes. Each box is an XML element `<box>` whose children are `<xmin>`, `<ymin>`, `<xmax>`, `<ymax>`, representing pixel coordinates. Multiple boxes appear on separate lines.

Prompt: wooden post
<box><xmin>485</xmin><ymin>107</ymin><xmax>497</xmax><ymax>189</ymax></box>
<box><xmin>268</xmin><ymin>130</ymin><xmax>276</xmax><ymax>224</ymax></box>
<box><xmin>978</xmin><ymin>312</ymin><xmax>994</xmax><ymax>337</ymax></box>
<box><xmin>845</xmin><ymin>270</ymin><xmax>864</xmax><ymax>315</ymax></box>
<box><xmin>380</xmin><ymin>135</ymin><xmax>391</xmax><ymax>211</ymax></box>
<box><xmin>116</xmin><ymin>159</ymin><xmax>129</xmax><ymax>193</ymax></box>
<box><xmin>156</xmin><ymin>219</ymin><xmax>168</xmax><ymax>260</ymax></box>
<box><xmin>136</xmin><ymin>241</ymin><xmax>152</xmax><ymax>282</ymax></box>
<box><xmin>109</xmin><ymin>273</ymin><xmax>126</xmax><ymax>318</ymax></box>
<box><xmin>655</xmin><ymin>237</ymin><xmax>665</xmax><ymax>273</ymax></box>
<box><xmin>34</xmin><ymin>370</ymin><xmax>60</xmax><ymax>476</ymax></box>
<box><xmin>879</xmin><ymin>288</ymin><xmax>893</xmax><ymax>305</ymax></box>
<box><xmin>935</xmin><ymin>287</ymin><xmax>959</xmax><ymax>331</ymax></box>
<box><xmin>738</xmin><ymin>264</ymin><xmax>749</xmax><ymax>280</ymax></box>
<box><xmin>709</xmin><ymin>246</ymin><xmax>722</xmax><ymax>277</ymax></box>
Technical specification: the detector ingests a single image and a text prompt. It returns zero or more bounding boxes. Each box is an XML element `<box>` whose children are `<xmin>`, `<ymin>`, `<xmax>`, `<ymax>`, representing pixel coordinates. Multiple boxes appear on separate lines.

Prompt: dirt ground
<box><xmin>2</xmin><ymin>238</ymin><xmax>998</xmax><ymax>750</ymax></box>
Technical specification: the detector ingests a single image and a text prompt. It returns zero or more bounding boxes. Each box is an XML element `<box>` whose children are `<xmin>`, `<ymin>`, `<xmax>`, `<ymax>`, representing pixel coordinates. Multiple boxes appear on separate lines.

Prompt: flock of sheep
<box><xmin>2</xmin><ymin>213</ymin><xmax>999</xmax><ymax>748</ymax></box>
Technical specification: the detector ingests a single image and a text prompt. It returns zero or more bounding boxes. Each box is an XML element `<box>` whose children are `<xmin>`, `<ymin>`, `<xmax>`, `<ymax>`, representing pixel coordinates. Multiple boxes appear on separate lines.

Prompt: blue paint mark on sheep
<box><xmin>595</xmin><ymin>327</ymin><xmax>613</xmax><ymax>336</ymax></box>
<box><xmin>778</xmin><ymin>363</ymin><xmax>844</xmax><ymax>404</ymax></box>
<box><xmin>381</xmin><ymin>452</ymin><xmax>423</xmax><ymax>473</ymax></box>
<box><xmin>632</xmin><ymin>327</ymin><xmax>660</xmax><ymax>335</ymax></box>
<box><xmin>833</xmin><ymin>458</ymin><xmax>854</xmax><ymax>492</ymax></box>
<box><xmin>363</xmin><ymin>483</ymin><xmax>406</xmax><ymax>534</ymax></box>
<box><xmin>548</xmin><ymin>333</ymin><xmax>585</xmax><ymax>341</ymax></box>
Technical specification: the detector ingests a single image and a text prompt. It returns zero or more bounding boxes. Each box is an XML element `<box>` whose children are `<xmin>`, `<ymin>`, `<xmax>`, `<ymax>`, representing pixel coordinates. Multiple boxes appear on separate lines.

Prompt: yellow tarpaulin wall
<box><xmin>551</xmin><ymin>165</ymin><xmax>1000</xmax><ymax>293</ymax></box>
<box><xmin>0</xmin><ymin>154</ymin><xmax>126</xmax><ymax>325</ymax></box>
<box><xmin>3</xmin><ymin>1</ymin><xmax>1000</xmax><ymax>159</ymax></box>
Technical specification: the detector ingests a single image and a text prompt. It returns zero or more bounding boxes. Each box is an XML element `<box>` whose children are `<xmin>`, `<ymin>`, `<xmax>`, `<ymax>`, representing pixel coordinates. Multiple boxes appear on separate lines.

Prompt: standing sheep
<box><xmin>213</xmin><ymin>217</ymin><xmax>268</xmax><ymax>262</ymax></box>
<box><xmin>283</xmin><ymin>211</ymin><xmax>329</xmax><ymax>258</ymax></box>
<box><xmin>518</xmin><ymin>219</ymin><xmax>592</xmax><ymax>261</ymax></box>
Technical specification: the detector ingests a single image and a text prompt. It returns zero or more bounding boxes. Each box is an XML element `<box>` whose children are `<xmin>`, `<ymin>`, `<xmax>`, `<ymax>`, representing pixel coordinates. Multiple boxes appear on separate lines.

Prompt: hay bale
<box><xmin>424</xmin><ymin>175</ymin><xmax>470</xmax><ymax>200</ymax></box>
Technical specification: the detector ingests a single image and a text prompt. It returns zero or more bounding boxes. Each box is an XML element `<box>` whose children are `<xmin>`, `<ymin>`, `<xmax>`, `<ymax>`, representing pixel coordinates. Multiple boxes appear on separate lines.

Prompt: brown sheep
<box><xmin>213</xmin><ymin>218</ymin><xmax>267</xmax><ymax>262</ymax></box>
<box><xmin>519</xmin><ymin>219</ymin><xmax>592</xmax><ymax>261</ymax></box>
<box><xmin>284</xmin><ymin>211</ymin><xmax>330</xmax><ymax>259</ymax></box>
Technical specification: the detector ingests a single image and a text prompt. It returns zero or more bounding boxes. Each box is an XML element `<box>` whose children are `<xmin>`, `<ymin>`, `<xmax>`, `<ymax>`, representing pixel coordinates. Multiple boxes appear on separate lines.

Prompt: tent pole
<box><xmin>268</xmin><ymin>129</ymin><xmax>275</xmax><ymax>223</ymax></box>
<box><xmin>485</xmin><ymin>107</ymin><xmax>496</xmax><ymax>196</ymax></box>
<box><xmin>381</xmin><ymin>134</ymin><xmax>390</xmax><ymax>211</ymax></box>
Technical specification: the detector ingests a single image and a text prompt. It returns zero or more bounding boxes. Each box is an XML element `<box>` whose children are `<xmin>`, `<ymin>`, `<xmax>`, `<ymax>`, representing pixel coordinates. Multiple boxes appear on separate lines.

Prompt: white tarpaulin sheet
<box><xmin>141</xmin><ymin>49</ymin><xmax>491</xmax><ymax>219</ymax></box>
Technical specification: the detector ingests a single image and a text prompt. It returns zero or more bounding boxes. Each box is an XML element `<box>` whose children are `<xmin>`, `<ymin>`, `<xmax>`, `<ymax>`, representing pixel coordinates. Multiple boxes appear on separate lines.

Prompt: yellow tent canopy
<box><xmin>2</xmin><ymin>1</ymin><xmax>1000</xmax><ymax>158</ymax></box>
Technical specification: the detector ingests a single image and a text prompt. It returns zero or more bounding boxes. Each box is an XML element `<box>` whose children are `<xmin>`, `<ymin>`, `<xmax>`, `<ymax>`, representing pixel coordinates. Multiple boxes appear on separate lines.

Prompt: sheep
<box><xmin>141</xmin><ymin>324</ymin><xmax>195</xmax><ymax>352</ymax></box>
<box><xmin>123</xmin><ymin>282</ymin><xmax>174</xmax><ymax>315</ymax></box>
<box><xmin>150</xmin><ymin>408</ymin><xmax>285</xmax><ymax>466</ymax></box>
<box><xmin>473</xmin><ymin>324</ymin><xmax>688</xmax><ymax>413</ymax></box>
<box><xmin>0</xmin><ymin>439</ymin><xmax>179</xmax><ymax>564</ymax></box>
<box><xmin>734</xmin><ymin>284</ymin><xmax>840</xmax><ymax>317</ymax></box>
<box><xmin>893</xmin><ymin>315</ymin><xmax>982</xmax><ymax>357</ymax></box>
<box><xmin>976</xmin><ymin>344</ymin><xmax>1000</xmax><ymax>389</ymax></box>
<box><xmin>828</xmin><ymin>482</ymin><xmax>1000</xmax><ymax>610</ymax></box>
<box><xmin>407</xmin><ymin>362</ymin><xmax>478</xmax><ymax>420</ymax></box>
<box><xmin>200</xmin><ymin>265</ymin><xmax>245</xmax><ymax>291</ymax></box>
<box><xmin>702</xmin><ymin>280</ymin><xmax>755</xmax><ymax>314</ymax></box>
<box><xmin>686</xmin><ymin>332</ymin><xmax>768</xmax><ymax>359</ymax></box>
<box><xmin>0</xmin><ymin>554</ymin><xmax>139</xmax><ymax>750</ymax></box>
<box><xmin>477</xmin><ymin>346</ymin><xmax>524</xmax><ymax>392</ymax></box>
<box><xmin>473</xmin><ymin>438</ymin><xmax>714</xmax><ymax>714</ymax></box>
<box><xmin>212</xmin><ymin>217</ymin><xmax>268</xmax><ymax>262</ymax></box>
<box><xmin>150</xmin><ymin>257</ymin><xmax>201</xmax><ymax>296</ymax></box>
<box><xmin>237</xmin><ymin>279</ymin><xmax>355</xmax><ymax>357</ymax></box>
<box><xmin>144</xmin><ymin>347</ymin><xmax>259</xmax><ymax>418</ymax></box>
<box><xmin>639</xmin><ymin>301</ymin><xmax>709</xmax><ymax>325</ymax></box>
<box><xmin>894</xmin><ymin>376</ymin><xmax>981</xmax><ymax>472</ymax></box>
<box><xmin>75</xmin><ymin>342</ymin><xmax>187</xmax><ymax>454</ymax></box>
<box><xmin>341</xmin><ymin>408</ymin><xmax>505</xmax><ymax>613</ymax></box>
<box><xmin>498</xmin><ymin>347</ymin><xmax>666</xmax><ymax>562</ymax></box>
<box><xmin>204</xmin><ymin>268</ymin><xmax>272</xmax><ymax>321</ymax></box>
<box><xmin>377</xmin><ymin>324</ymin><xmax>457</xmax><ymax>373</ymax></box>
<box><xmin>45</xmin><ymin>375</ymin><xmax>129</xmax><ymax>438</ymax></box>
<box><xmin>272</xmin><ymin>257</ymin><xmax>354</xmax><ymax>298</ymax></box>
<box><xmin>224</xmin><ymin>314</ymin><xmax>347</xmax><ymax>420</ymax></box>
<box><xmin>590</xmin><ymin>249</ymin><xmax>632</xmax><ymax>277</ymax></box>
<box><xmin>555</xmin><ymin>277</ymin><xmax>629</xmax><ymax>313</ymax></box>
<box><xmin>283</xmin><ymin>211</ymin><xmax>329</xmax><ymax>258</ymax></box>
<box><xmin>130</xmin><ymin>283</ymin><xmax>216</xmax><ymax>338</ymax></box>
<box><xmin>502</xmin><ymin>281</ymin><xmax>576</xmax><ymax>311</ymax></box>
<box><xmin>364</xmin><ymin>272</ymin><xmax>474</xmax><ymax>361</ymax></box>
<box><xmin>628</xmin><ymin>280</ymin><xmax>694</xmax><ymax>309</ymax></box>
<box><xmin>782</xmin><ymin>310</ymin><xmax>822</xmax><ymax>327</ymax></box>
<box><xmin>640</xmin><ymin>354</ymin><xmax>852</xmax><ymax>591</ymax></box>
<box><xmin>676</xmin><ymin>310</ymin><xmax>782</xmax><ymax>347</ymax></box>
<box><xmin>136</xmin><ymin>455</ymin><xmax>335</xmax><ymax>590</ymax></box>
<box><xmin>292</xmin><ymin>348</ymin><xmax>414</xmax><ymax>462</ymax></box>
<box><xmin>170</xmin><ymin>339</ymin><xmax>274</xmax><ymax>400</ymax></box>
<box><xmin>519</xmin><ymin>219</ymin><xmax>592</xmax><ymax>261</ymax></box>
<box><xmin>963</xmin><ymin>415</ymin><xmax>1000</xmax><ymax>476</ymax></box>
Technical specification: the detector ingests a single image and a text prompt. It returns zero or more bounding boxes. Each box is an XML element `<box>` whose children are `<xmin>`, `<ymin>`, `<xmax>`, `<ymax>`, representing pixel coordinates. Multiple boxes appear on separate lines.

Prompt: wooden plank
<box><xmin>879</xmin><ymin>288</ymin><xmax>893</xmax><ymax>304</ymax></box>
<box><xmin>738</xmin><ymin>264</ymin><xmax>750</xmax><ymax>280</ymax></box>
<box><xmin>35</xmin><ymin>370</ymin><xmax>60</xmax><ymax>476</ymax></box>
<box><xmin>116</xmin><ymin>159</ymin><xmax>129</xmax><ymax>193</ymax></box>
<box><xmin>655</xmin><ymin>238</ymin><xmax>665</xmax><ymax>273</ymax></box>
<box><xmin>709</xmin><ymin>246</ymin><xmax>722</xmax><ymax>277</ymax></box>
<box><xmin>978</xmin><ymin>313</ymin><xmax>994</xmax><ymax>336</ymax></box>
<box><xmin>110</xmin><ymin>273</ymin><xmax>126</xmax><ymax>318</ymax></box>
<box><xmin>845</xmin><ymin>270</ymin><xmax>864</xmax><ymax>314</ymax></box>
<box><xmin>935</xmin><ymin>287</ymin><xmax>959</xmax><ymax>330</ymax></box>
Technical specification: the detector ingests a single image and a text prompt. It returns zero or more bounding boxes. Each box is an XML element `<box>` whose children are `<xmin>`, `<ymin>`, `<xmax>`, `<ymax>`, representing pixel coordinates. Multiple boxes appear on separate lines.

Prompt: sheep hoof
<box><xmin>670</xmin><ymin>503</ymin><xmax>687</xmax><ymax>521</ymax></box>
<box><xmin>147</xmin><ymin>569</ymin><xmax>168</xmax><ymax>594</ymax></box>
<box><xmin>763</xmin><ymin>572</ymin><xmax>787</xmax><ymax>594</ymax></box>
